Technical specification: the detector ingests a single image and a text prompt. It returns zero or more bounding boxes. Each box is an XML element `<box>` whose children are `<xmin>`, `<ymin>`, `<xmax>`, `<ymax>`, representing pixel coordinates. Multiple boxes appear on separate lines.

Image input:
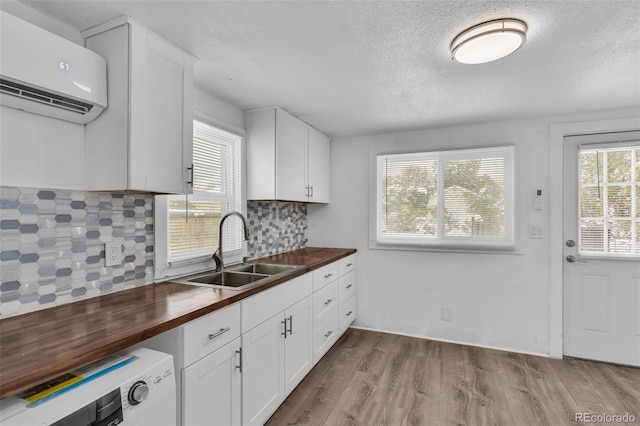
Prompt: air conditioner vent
<box><xmin>0</xmin><ymin>78</ymin><xmax>94</xmax><ymax>115</ymax></box>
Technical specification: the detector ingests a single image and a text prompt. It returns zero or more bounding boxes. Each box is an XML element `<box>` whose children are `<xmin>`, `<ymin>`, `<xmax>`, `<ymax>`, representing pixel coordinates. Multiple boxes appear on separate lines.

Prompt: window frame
<box><xmin>370</xmin><ymin>144</ymin><xmax>518</xmax><ymax>253</ymax></box>
<box><xmin>155</xmin><ymin>111</ymin><xmax>246</xmax><ymax>281</ymax></box>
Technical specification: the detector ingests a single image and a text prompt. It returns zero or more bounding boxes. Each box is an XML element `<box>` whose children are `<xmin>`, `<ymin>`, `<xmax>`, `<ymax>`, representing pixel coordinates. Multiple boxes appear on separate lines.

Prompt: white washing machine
<box><xmin>0</xmin><ymin>347</ymin><xmax>176</xmax><ymax>426</ymax></box>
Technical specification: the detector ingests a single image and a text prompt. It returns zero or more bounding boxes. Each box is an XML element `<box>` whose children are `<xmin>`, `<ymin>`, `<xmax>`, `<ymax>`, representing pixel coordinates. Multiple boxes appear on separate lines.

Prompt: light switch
<box><xmin>529</xmin><ymin>225</ymin><xmax>544</xmax><ymax>239</ymax></box>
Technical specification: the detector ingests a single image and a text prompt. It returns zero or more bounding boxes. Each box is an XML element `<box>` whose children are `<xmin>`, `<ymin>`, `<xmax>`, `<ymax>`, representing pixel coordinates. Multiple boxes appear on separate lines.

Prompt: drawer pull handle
<box><xmin>346</xmin><ymin>263</ymin><xmax>353</xmax><ymax>267</ymax></box>
<box><xmin>346</xmin><ymin>311</ymin><xmax>353</xmax><ymax>316</ymax></box>
<box><xmin>235</xmin><ymin>348</ymin><xmax>242</xmax><ymax>373</ymax></box>
<box><xmin>187</xmin><ymin>163</ymin><xmax>194</xmax><ymax>187</ymax></box>
<box><xmin>324</xmin><ymin>330</ymin><xmax>333</xmax><ymax>338</ymax></box>
<box><xmin>324</xmin><ymin>273</ymin><xmax>333</xmax><ymax>279</ymax></box>
<box><xmin>324</xmin><ymin>298</ymin><xmax>333</xmax><ymax>306</ymax></box>
<box><xmin>346</xmin><ymin>284</ymin><xmax>353</xmax><ymax>289</ymax></box>
<box><xmin>209</xmin><ymin>327</ymin><xmax>231</xmax><ymax>340</ymax></box>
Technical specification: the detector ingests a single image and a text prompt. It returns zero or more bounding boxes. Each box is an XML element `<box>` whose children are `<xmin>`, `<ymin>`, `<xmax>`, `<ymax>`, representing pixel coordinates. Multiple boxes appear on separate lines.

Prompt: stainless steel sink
<box><xmin>172</xmin><ymin>263</ymin><xmax>300</xmax><ymax>291</ymax></box>
<box><xmin>228</xmin><ymin>263</ymin><xmax>298</xmax><ymax>275</ymax></box>
<box><xmin>187</xmin><ymin>271</ymin><xmax>269</xmax><ymax>288</ymax></box>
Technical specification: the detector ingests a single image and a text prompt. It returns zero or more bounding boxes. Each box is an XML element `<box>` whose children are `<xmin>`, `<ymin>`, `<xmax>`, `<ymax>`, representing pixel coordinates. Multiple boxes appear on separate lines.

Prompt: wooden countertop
<box><xmin>0</xmin><ymin>247</ymin><xmax>355</xmax><ymax>399</ymax></box>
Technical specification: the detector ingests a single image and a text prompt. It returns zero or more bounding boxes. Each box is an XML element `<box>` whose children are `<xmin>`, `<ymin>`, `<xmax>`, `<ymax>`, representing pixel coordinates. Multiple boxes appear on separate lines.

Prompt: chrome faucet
<box><xmin>213</xmin><ymin>211</ymin><xmax>250</xmax><ymax>272</ymax></box>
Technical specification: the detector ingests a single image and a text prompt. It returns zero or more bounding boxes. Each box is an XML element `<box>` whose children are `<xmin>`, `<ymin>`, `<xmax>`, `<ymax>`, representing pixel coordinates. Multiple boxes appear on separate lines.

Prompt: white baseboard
<box><xmin>348</xmin><ymin>325</ymin><xmax>549</xmax><ymax>359</ymax></box>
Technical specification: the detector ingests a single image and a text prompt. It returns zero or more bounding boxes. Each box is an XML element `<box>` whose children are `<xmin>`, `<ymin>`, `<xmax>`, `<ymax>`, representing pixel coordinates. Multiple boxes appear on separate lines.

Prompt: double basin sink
<box><xmin>171</xmin><ymin>263</ymin><xmax>299</xmax><ymax>291</ymax></box>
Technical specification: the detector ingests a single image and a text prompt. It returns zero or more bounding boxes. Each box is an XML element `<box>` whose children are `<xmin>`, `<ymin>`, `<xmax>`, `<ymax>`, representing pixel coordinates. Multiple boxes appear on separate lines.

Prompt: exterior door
<box><xmin>563</xmin><ymin>131</ymin><xmax>640</xmax><ymax>366</ymax></box>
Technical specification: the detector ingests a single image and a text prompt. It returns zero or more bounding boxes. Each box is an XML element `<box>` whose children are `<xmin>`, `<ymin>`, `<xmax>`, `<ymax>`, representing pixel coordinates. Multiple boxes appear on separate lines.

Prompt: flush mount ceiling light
<box><xmin>451</xmin><ymin>18</ymin><xmax>527</xmax><ymax>64</ymax></box>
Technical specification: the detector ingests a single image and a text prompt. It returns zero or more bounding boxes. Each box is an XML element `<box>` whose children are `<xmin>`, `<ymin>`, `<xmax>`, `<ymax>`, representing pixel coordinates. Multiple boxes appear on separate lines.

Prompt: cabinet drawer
<box><xmin>312</xmin><ymin>280</ymin><xmax>337</xmax><ymax>327</ymax></box>
<box><xmin>242</xmin><ymin>273</ymin><xmax>313</xmax><ymax>333</ymax></box>
<box><xmin>182</xmin><ymin>303</ymin><xmax>241</xmax><ymax>367</ymax></box>
<box><xmin>337</xmin><ymin>270</ymin><xmax>356</xmax><ymax>304</ymax></box>
<box><xmin>339</xmin><ymin>294</ymin><xmax>356</xmax><ymax>335</ymax></box>
<box><xmin>338</xmin><ymin>254</ymin><xmax>356</xmax><ymax>277</ymax></box>
<box><xmin>313</xmin><ymin>305</ymin><xmax>338</xmax><ymax>364</ymax></box>
<box><xmin>312</xmin><ymin>262</ymin><xmax>338</xmax><ymax>292</ymax></box>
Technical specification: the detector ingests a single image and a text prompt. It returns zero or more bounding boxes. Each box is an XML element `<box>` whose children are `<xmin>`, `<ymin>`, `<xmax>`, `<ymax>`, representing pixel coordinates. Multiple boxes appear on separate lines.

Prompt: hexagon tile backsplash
<box><xmin>0</xmin><ymin>187</ymin><xmax>154</xmax><ymax>317</ymax></box>
<box><xmin>246</xmin><ymin>201</ymin><xmax>307</xmax><ymax>258</ymax></box>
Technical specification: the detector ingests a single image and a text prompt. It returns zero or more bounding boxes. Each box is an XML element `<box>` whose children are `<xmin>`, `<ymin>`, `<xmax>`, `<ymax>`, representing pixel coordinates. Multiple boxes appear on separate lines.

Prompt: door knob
<box><xmin>566</xmin><ymin>240</ymin><xmax>575</xmax><ymax>247</ymax></box>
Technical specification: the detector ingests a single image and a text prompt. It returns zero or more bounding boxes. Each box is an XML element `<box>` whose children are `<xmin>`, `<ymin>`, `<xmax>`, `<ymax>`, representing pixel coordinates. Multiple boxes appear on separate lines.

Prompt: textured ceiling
<box><xmin>18</xmin><ymin>0</ymin><xmax>640</xmax><ymax>137</ymax></box>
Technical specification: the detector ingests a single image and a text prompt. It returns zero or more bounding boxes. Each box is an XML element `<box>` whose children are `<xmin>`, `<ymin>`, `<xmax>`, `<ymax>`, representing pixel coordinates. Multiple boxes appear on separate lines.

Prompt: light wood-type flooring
<box><xmin>266</xmin><ymin>328</ymin><xmax>640</xmax><ymax>426</ymax></box>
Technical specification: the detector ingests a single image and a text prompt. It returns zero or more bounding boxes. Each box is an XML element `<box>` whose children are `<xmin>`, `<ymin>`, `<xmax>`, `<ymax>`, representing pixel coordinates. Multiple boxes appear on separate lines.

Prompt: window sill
<box><xmin>156</xmin><ymin>252</ymin><xmax>244</xmax><ymax>281</ymax></box>
<box><xmin>368</xmin><ymin>240</ymin><xmax>523</xmax><ymax>255</ymax></box>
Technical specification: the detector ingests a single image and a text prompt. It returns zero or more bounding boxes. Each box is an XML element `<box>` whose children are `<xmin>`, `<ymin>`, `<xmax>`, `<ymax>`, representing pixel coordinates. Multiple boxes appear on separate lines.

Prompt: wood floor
<box><xmin>266</xmin><ymin>328</ymin><xmax>640</xmax><ymax>426</ymax></box>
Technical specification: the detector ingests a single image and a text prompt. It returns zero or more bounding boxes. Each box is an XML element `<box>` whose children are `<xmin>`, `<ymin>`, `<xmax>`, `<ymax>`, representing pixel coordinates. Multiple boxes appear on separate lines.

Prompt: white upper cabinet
<box><xmin>306</xmin><ymin>126</ymin><xmax>330</xmax><ymax>203</ymax></box>
<box><xmin>245</xmin><ymin>106</ymin><xmax>330</xmax><ymax>203</ymax></box>
<box><xmin>83</xmin><ymin>16</ymin><xmax>194</xmax><ymax>193</ymax></box>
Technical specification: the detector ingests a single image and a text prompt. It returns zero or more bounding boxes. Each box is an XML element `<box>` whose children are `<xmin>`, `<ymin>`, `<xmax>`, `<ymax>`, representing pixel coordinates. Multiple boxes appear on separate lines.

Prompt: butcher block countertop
<box><xmin>0</xmin><ymin>247</ymin><xmax>356</xmax><ymax>399</ymax></box>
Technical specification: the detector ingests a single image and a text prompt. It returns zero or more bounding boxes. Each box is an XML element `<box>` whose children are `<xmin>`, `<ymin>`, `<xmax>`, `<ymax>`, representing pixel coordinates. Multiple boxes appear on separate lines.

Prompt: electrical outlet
<box><xmin>105</xmin><ymin>242</ymin><xmax>121</xmax><ymax>267</ymax></box>
<box><xmin>441</xmin><ymin>305</ymin><xmax>452</xmax><ymax>321</ymax></box>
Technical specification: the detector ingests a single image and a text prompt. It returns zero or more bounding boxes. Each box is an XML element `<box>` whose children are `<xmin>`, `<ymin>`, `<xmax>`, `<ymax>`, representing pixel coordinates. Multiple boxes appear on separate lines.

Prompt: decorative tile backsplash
<box><xmin>0</xmin><ymin>187</ymin><xmax>154</xmax><ymax>317</ymax></box>
<box><xmin>247</xmin><ymin>201</ymin><xmax>307</xmax><ymax>258</ymax></box>
<box><xmin>0</xmin><ymin>192</ymin><xmax>306</xmax><ymax>317</ymax></box>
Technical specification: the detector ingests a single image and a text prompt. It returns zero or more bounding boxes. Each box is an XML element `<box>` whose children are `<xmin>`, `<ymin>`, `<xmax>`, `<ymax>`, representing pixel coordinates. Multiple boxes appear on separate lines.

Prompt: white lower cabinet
<box><xmin>183</xmin><ymin>338</ymin><xmax>242</xmax><ymax>426</ymax></box>
<box><xmin>140</xmin><ymin>303</ymin><xmax>241</xmax><ymax>426</ymax></box>
<box><xmin>313</xmin><ymin>303</ymin><xmax>338</xmax><ymax>363</ymax></box>
<box><xmin>242</xmin><ymin>314</ymin><xmax>286</xmax><ymax>426</ymax></box>
<box><xmin>142</xmin><ymin>256</ymin><xmax>356</xmax><ymax>426</ymax></box>
<box><xmin>241</xmin><ymin>273</ymin><xmax>313</xmax><ymax>426</ymax></box>
<box><xmin>284</xmin><ymin>297</ymin><xmax>314</xmax><ymax>394</ymax></box>
<box><xmin>312</xmin><ymin>254</ymin><xmax>357</xmax><ymax>365</ymax></box>
<box><xmin>339</xmin><ymin>294</ymin><xmax>357</xmax><ymax>335</ymax></box>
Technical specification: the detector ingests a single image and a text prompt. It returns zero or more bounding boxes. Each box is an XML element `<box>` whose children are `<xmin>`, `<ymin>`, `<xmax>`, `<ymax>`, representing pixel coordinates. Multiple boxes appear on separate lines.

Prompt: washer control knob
<box><xmin>128</xmin><ymin>381</ymin><xmax>149</xmax><ymax>405</ymax></box>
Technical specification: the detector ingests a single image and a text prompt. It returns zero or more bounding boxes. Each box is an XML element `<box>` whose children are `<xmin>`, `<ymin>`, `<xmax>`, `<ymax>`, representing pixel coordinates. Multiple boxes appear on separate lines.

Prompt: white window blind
<box><xmin>376</xmin><ymin>145</ymin><xmax>515</xmax><ymax>247</ymax></box>
<box><xmin>167</xmin><ymin>120</ymin><xmax>243</xmax><ymax>264</ymax></box>
<box><xmin>579</xmin><ymin>142</ymin><xmax>639</xmax><ymax>257</ymax></box>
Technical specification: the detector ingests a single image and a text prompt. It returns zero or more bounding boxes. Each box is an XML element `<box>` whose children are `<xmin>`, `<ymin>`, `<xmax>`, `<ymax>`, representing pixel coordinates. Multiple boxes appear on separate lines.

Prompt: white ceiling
<box><xmin>20</xmin><ymin>0</ymin><xmax>640</xmax><ymax>137</ymax></box>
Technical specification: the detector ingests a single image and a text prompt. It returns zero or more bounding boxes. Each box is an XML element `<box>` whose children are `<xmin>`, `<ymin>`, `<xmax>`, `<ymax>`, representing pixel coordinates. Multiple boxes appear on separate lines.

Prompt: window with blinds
<box><xmin>376</xmin><ymin>145</ymin><xmax>515</xmax><ymax>247</ymax></box>
<box><xmin>579</xmin><ymin>143</ymin><xmax>640</xmax><ymax>257</ymax></box>
<box><xmin>167</xmin><ymin>120</ymin><xmax>243</xmax><ymax>264</ymax></box>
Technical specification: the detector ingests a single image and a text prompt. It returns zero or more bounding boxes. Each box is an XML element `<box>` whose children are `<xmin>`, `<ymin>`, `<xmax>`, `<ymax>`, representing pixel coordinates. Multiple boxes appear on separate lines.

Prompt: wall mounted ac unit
<box><xmin>0</xmin><ymin>11</ymin><xmax>107</xmax><ymax>124</ymax></box>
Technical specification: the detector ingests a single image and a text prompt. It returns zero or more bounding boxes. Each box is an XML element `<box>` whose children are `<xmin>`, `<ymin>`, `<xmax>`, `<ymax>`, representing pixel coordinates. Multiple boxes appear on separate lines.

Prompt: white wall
<box><xmin>308</xmin><ymin>108</ymin><xmax>639</xmax><ymax>357</ymax></box>
<box><xmin>194</xmin><ymin>87</ymin><xmax>245</xmax><ymax>131</ymax></box>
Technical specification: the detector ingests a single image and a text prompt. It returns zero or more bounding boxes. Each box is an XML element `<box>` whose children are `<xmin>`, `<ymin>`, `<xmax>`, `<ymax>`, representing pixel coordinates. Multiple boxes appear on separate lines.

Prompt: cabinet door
<box><xmin>275</xmin><ymin>109</ymin><xmax>307</xmax><ymax>201</ymax></box>
<box><xmin>182</xmin><ymin>337</ymin><xmax>241</xmax><ymax>426</ymax></box>
<box><xmin>242</xmin><ymin>314</ymin><xmax>285</xmax><ymax>426</ymax></box>
<box><xmin>284</xmin><ymin>296</ymin><xmax>313</xmax><ymax>395</ymax></box>
<box><xmin>307</xmin><ymin>126</ymin><xmax>330</xmax><ymax>203</ymax></box>
<box><xmin>130</xmin><ymin>27</ymin><xmax>192</xmax><ymax>193</ymax></box>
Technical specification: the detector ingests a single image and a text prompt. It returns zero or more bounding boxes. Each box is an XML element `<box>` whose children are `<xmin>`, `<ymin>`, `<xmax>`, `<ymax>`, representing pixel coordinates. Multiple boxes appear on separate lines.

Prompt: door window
<box><xmin>579</xmin><ymin>144</ymin><xmax>639</xmax><ymax>257</ymax></box>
